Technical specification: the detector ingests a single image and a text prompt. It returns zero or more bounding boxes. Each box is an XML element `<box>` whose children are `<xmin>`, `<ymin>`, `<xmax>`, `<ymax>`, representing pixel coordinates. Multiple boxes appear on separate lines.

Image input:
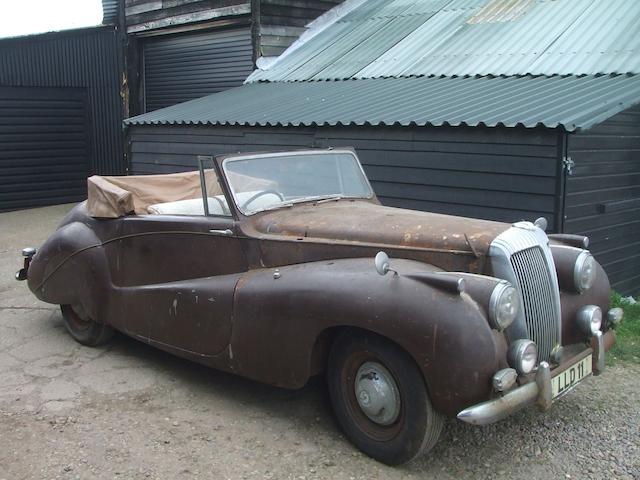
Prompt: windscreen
<box><xmin>223</xmin><ymin>151</ymin><xmax>373</xmax><ymax>214</ymax></box>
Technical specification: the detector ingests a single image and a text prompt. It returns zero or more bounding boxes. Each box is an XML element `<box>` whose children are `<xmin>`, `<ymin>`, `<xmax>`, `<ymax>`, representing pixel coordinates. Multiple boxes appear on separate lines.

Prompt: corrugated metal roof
<box><xmin>125</xmin><ymin>74</ymin><xmax>640</xmax><ymax>132</ymax></box>
<box><xmin>248</xmin><ymin>0</ymin><xmax>640</xmax><ymax>82</ymax></box>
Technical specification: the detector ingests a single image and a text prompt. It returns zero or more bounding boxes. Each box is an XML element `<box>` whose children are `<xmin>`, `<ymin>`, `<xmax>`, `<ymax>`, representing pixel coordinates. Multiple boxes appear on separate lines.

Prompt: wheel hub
<box><xmin>354</xmin><ymin>361</ymin><xmax>400</xmax><ymax>425</ymax></box>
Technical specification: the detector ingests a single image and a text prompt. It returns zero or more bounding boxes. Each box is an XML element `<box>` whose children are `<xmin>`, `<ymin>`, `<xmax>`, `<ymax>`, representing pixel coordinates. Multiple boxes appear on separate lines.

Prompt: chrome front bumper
<box><xmin>457</xmin><ymin>330</ymin><xmax>611</xmax><ymax>426</ymax></box>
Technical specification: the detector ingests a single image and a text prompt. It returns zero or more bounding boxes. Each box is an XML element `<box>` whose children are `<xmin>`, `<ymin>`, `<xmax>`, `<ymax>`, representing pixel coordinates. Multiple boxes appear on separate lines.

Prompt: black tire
<box><xmin>60</xmin><ymin>304</ymin><xmax>114</xmax><ymax>347</ymax></box>
<box><xmin>327</xmin><ymin>331</ymin><xmax>443</xmax><ymax>465</ymax></box>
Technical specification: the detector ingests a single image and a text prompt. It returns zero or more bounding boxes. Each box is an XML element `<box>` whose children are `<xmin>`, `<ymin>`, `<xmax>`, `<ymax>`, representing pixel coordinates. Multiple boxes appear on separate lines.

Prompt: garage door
<box><xmin>143</xmin><ymin>27</ymin><xmax>253</xmax><ymax>112</ymax></box>
<box><xmin>0</xmin><ymin>86</ymin><xmax>90</xmax><ymax>212</ymax></box>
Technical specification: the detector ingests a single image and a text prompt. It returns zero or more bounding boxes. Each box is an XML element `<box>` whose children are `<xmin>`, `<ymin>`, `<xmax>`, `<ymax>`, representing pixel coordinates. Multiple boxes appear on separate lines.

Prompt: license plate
<box><xmin>551</xmin><ymin>354</ymin><xmax>592</xmax><ymax>399</ymax></box>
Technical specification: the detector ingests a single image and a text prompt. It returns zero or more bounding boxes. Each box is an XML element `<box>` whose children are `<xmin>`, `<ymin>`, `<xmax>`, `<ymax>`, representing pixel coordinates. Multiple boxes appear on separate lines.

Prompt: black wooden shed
<box><xmin>0</xmin><ymin>26</ymin><xmax>125</xmax><ymax>211</ymax></box>
<box><xmin>125</xmin><ymin>0</ymin><xmax>640</xmax><ymax>295</ymax></box>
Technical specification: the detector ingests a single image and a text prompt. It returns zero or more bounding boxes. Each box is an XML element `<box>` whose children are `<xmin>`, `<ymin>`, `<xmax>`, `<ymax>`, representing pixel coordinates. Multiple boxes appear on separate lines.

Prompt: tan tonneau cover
<box><xmin>87</xmin><ymin>170</ymin><xmax>276</xmax><ymax>218</ymax></box>
<box><xmin>87</xmin><ymin>171</ymin><xmax>221</xmax><ymax>218</ymax></box>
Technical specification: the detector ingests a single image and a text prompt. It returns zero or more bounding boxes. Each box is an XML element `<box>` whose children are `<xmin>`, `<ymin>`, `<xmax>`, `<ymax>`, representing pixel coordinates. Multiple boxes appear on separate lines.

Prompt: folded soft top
<box><xmin>87</xmin><ymin>170</ymin><xmax>221</xmax><ymax>218</ymax></box>
<box><xmin>87</xmin><ymin>170</ymin><xmax>276</xmax><ymax>218</ymax></box>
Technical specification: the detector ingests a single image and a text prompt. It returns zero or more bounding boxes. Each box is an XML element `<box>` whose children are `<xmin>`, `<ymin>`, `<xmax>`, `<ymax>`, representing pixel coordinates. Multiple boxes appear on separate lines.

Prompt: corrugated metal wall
<box><xmin>0</xmin><ymin>27</ymin><xmax>124</xmax><ymax>176</ymax></box>
<box><xmin>0</xmin><ymin>87</ymin><xmax>90</xmax><ymax>211</ymax></box>
<box><xmin>142</xmin><ymin>28</ymin><xmax>253</xmax><ymax>112</ymax></box>
<box><xmin>102</xmin><ymin>0</ymin><xmax>120</xmax><ymax>24</ymax></box>
<box><xmin>127</xmin><ymin>124</ymin><xmax>561</xmax><ymax>228</ymax></box>
<box><xmin>565</xmin><ymin>105</ymin><xmax>640</xmax><ymax>296</ymax></box>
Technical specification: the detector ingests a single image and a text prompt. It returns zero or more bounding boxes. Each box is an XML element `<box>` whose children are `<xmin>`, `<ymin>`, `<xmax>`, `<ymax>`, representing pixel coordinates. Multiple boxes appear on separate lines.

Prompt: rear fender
<box><xmin>230</xmin><ymin>257</ymin><xmax>506</xmax><ymax>416</ymax></box>
<box><xmin>27</xmin><ymin>220</ymin><xmax>112</xmax><ymax>321</ymax></box>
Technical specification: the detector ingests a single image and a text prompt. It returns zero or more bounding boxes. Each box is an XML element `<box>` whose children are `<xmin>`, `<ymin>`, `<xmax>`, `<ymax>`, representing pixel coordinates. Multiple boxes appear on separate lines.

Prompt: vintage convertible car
<box><xmin>17</xmin><ymin>148</ymin><xmax>621</xmax><ymax>465</ymax></box>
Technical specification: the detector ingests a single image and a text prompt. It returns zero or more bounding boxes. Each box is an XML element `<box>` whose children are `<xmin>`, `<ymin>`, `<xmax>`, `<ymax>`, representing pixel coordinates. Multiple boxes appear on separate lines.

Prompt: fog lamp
<box><xmin>577</xmin><ymin>305</ymin><xmax>602</xmax><ymax>336</ymax></box>
<box><xmin>492</xmin><ymin>368</ymin><xmax>517</xmax><ymax>392</ymax></box>
<box><xmin>507</xmin><ymin>340</ymin><xmax>538</xmax><ymax>375</ymax></box>
<box><xmin>607</xmin><ymin>307</ymin><xmax>624</xmax><ymax>327</ymax></box>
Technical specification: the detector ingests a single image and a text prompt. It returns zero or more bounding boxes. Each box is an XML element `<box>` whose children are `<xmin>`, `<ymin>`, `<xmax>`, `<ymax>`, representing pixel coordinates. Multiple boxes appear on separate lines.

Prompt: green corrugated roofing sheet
<box><xmin>248</xmin><ymin>0</ymin><xmax>640</xmax><ymax>82</ymax></box>
<box><xmin>125</xmin><ymin>74</ymin><xmax>640</xmax><ymax>132</ymax></box>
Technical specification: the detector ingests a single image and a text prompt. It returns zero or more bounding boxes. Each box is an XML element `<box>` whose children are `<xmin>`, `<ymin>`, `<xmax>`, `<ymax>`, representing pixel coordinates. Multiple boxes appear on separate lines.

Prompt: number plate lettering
<box><xmin>551</xmin><ymin>354</ymin><xmax>592</xmax><ymax>399</ymax></box>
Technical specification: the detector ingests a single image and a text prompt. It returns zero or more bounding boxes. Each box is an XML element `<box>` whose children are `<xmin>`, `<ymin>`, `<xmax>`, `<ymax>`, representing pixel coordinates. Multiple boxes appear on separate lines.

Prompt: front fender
<box><xmin>560</xmin><ymin>262</ymin><xmax>611</xmax><ymax>345</ymax></box>
<box><xmin>230</xmin><ymin>257</ymin><xmax>507</xmax><ymax>416</ymax></box>
<box><xmin>551</xmin><ymin>244</ymin><xmax>612</xmax><ymax>345</ymax></box>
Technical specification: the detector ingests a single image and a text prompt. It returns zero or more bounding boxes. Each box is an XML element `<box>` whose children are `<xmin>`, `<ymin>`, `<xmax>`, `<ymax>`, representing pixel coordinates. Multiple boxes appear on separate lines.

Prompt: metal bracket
<box><xmin>562</xmin><ymin>156</ymin><xmax>575</xmax><ymax>176</ymax></box>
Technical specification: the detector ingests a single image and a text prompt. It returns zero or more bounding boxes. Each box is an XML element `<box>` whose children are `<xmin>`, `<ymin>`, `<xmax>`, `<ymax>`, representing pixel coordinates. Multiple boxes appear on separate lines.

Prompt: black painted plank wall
<box><xmin>565</xmin><ymin>105</ymin><xmax>640</xmax><ymax>296</ymax></box>
<box><xmin>127</xmin><ymin>124</ymin><xmax>561</xmax><ymax>228</ymax></box>
<box><xmin>0</xmin><ymin>87</ymin><xmax>90</xmax><ymax>211</ymax></box>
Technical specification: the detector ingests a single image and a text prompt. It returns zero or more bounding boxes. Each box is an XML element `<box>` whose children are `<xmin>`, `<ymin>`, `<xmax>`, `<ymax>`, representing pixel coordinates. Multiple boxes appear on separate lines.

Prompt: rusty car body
<box><xmin>18</xmin><ymin>148</ymin><xmax>620</xmax><ymax>465</ymax></box>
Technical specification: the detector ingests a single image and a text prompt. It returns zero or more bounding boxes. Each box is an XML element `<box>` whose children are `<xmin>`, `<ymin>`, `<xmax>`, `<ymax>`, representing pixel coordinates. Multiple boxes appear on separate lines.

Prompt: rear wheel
<box><xmin>60</xmin><ymin>304</ymin><xmax>114</xmax><ymax>347</ymax></box>
<box><xmin>327</xmin><ymin>331</ymin><xmax>443</xmax><ymax>465</ymax></box>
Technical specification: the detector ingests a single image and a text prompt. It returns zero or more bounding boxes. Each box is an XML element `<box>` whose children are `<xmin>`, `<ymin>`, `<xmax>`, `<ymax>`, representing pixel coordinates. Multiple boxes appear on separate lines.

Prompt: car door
<box><xmin>112</xmin><ymin>202</ymin><xmax>246</xmax><ymax>357</ymax></box>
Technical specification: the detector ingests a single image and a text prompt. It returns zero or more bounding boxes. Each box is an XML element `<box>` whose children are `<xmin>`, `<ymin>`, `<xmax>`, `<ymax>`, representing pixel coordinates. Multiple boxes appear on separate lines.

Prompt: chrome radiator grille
<box><xmin>490</xmin><ymin>222</ymin><xmax>562</xmax><ymax>363</ymax></box>
<box><xmin>510</xmin><ymin>246</ymin><xmax>560</xmax><ymax>362</ymax></box>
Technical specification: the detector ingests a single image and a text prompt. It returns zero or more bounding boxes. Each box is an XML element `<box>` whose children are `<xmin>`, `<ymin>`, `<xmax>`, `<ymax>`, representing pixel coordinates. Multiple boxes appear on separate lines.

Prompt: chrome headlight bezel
<box><xmin>577</xmin><ymin>305</ymin><xmax>602</xmax><ymax>336</ymax></box>
<box><xmin>573</xmin><ymin>251</ymin><xmax>596</xmax><ymax>293</ymax></box>
<box><xmin>507</xmin><ymin>339</ymin><xmax>538</xmax><ymax>375</ymax></box>
<box><xmin>488</xmin><ymin>281</ymin><xmax>519</xmax><ymax>331</ymax></box>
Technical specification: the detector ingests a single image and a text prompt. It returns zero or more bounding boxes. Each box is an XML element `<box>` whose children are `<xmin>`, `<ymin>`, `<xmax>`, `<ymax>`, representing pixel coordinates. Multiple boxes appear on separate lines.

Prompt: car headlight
<box><xmin>507</xmin><ymin>340</ymin><xmax>538</xmax><ymax>374</ymax></box>
<box><xmin>489</xmin><ymin>281</ymin><xmax>519</xmax><ymax>330</ymax></box>
<box><xmin>574</xmin><ymin>251</ymin><xmax>596</xmax><ymax>293</ymax></box>
<box><xmin>577</xmin><ymin>305</ymin><xmax>602</xmax><ymax>336</ymax></box>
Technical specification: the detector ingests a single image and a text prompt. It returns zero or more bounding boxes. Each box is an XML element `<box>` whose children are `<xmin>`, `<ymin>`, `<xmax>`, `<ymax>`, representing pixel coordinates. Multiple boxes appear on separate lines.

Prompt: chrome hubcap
<box><xmin>354</xmin><ymin>361</ymin><xmax>400</xmax><ymax>425</ymax></box>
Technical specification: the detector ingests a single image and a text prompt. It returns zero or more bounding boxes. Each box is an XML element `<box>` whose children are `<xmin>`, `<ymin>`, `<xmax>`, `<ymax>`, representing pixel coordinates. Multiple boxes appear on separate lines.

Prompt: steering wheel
<box><xmin>208</xmin><ymin>195</ymin><xmax>230</xmax><ymax>215</ymax></box>
<box><xmin>240</xmin><ymin>190</ymin><xmax>284</xmax><ymax>210</ymax></box>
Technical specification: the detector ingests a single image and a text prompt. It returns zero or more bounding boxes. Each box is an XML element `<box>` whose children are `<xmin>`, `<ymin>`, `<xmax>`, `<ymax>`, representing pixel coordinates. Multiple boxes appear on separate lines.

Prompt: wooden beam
<box><xmin>127</xmin><ymin>3</ymin><xmax>251</xmax><ymax>32</ymax></box>
<box><xmin>125</xmin><ymin>1</ymin><xmax>162</xmax><ymax>16</ymax></box>
<box><xmin>132</xmin><ymin>17</ymin><xmax>250</xmax><ymax>37</ymax></box>
<box><xmin>260</xmin><ymin>25</ymin><xmax>305</xmax><ymax>36</ymax></box>
<box><xmin>251</xmin><ymin>0</ymin><xmax>260</xmax><ymax>66</ymax></box>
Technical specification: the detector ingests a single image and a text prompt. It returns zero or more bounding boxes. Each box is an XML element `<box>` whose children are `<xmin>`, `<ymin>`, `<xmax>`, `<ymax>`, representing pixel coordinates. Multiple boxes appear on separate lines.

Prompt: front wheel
<box><xmin>327</xmin><ymin>331</ymin><xmax>443</xmax><ymax>465</ymax></box>
<box><xmin>60</xmin><ymin>304</ymin><xmax>114</xmax><ymax>347</ymax></box>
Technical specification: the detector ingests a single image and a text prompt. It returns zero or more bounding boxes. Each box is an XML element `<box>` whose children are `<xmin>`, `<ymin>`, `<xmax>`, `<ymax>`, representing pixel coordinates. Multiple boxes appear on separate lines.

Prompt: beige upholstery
<box><xmin>146</xmin><ymin>191</ymin><xmax>282</xmax><ymax>216</ymax></box>
<box><xmin>147</xmin><ymin>197</ymin><xmax>227</xmax><ymax>216</ymax></box>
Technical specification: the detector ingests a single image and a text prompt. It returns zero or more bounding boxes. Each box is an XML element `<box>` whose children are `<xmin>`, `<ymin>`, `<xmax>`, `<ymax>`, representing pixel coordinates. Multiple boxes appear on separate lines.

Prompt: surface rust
<box><xmin>23</xmin><ymin>151</ymin><xmax>613</xmax><ymax>417</ymax></box>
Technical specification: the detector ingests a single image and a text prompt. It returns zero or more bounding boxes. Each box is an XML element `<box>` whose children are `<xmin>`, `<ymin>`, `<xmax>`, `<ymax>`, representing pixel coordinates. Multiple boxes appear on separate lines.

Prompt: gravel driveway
<box><xmin>0</xmin><ymin>205</ymin><xmax>638</xmax><ymax>480</ymax></box>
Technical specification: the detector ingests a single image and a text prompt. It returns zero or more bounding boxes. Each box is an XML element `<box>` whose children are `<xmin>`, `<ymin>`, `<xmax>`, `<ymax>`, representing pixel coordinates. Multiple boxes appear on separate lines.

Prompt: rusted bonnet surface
<box><xmin>251</xmin><ymin>201</ymin><xmax>506</xmax><ymax>254</ymax></box>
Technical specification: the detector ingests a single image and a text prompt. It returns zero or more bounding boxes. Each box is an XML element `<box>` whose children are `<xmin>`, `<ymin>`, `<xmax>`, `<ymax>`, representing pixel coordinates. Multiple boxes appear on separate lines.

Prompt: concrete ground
<box><xmin>0</xmin><ymin>205</ymin><xmax>638</xmax><ymax>480</ymax></box>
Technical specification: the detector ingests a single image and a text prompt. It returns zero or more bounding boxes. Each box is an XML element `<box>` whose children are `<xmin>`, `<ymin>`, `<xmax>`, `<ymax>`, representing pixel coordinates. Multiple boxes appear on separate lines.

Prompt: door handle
<box><xmin>209</xmin><ymin>229</ymin><xmax>234</xmax><ymax>236</ymax></box>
